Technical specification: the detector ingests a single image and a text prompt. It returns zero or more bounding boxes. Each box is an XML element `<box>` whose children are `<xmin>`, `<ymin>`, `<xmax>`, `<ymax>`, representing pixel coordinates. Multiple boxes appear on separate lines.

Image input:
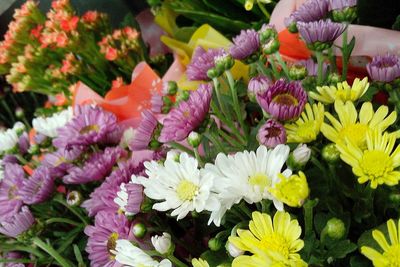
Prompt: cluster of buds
<box><xmin>60</xmin><ymin>53</ymin><xmax>80</xmax><ymax>76</ymax></box>
<box><xmin>258</xmin><ymin>24</ymin><xmax>280</xmax><ymax>55</ymax></box>
<box><xmin>98</xmin><ymin>27</ymin><xmax>141</xmax><ymax>61</ymax></box>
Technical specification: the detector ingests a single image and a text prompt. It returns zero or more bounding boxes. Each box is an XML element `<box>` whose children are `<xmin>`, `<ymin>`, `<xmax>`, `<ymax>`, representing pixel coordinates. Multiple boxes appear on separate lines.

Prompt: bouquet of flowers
<box><xmin>1</xmin><ymin>0</ymin><xmax>400</xmax><ymax>266</ymax></box>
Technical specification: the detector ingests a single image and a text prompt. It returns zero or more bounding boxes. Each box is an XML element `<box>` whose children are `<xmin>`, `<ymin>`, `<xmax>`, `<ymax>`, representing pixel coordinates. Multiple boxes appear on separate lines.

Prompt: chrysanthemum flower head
<box><xmin>337</xmin><ymin>130</ymin><xmax>400</xmax><ymax>189</ymax></box>
<box><xmin>367</xmin><ymin>54</ymin><xmax>400</xmax><ymax>83</ymax></box>
<box><xmin>0</xmin><ymin>206</ymin><xmax>35</xmax><ymax>238</ymax></box>
<box><xmin>285</xmin><ymin>103</ymin><xmax>325</xmax><ymax>143</ymax></box>
<box><xmin>257</xmin><ymin>119</ymin><xmax>287</xmax><ymax>148</ymax></box>
<box><xmin>270</xmin><ymin>171</ymin><xmax>309</xmax><ymax>208</ymax></box>
<box><xmin>257</xmin><ymin>79</ymin><xmax>307</xmax><ymax>121</ymax></box>
<box><xmin>204</xmin><ymin>145</ymin><xmax>291</xmax><ymax>226</ymax></box>
<box><xmin>361</xmin><ymin>218</ymin><xmax>400</xmax><ymax>266</ymax></box>
<box><xmin>229</xmin><ymin>29</ymin><xmax>260</xmax><ymax>60</ymax></box>
<box><xmin>310</xmin><ymin>77</ymin><xmax>369</xmax><ymax>104</ymax></box>
<box><xmin>133</xmin><ymin>152</ymin><xmax>219</xmax><ymax>220</ymax></box>
<box><xmin>20</xmin><ymin>166</ymin><xmax>54</xmax><ymax>205</ymax></box>
<box><xmin>229</xmin><ymin>211</ymin><xmax>306</xmax><ymax>266</ymax></box>
<box><xmin>187</xmin><ymin>47</ymin><xmax>225</xmax><ymax>81</ymax></box>
<box><xmin>321</xmin><ymin>101</ymin><xmax>397</xmax><ymax>149</ymax></box>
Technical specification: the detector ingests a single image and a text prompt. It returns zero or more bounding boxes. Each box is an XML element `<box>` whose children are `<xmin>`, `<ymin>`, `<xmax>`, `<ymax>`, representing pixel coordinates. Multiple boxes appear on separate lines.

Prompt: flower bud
<box><xmin>324</xmin><ymin>218</ymin><xmax>346</xmax><ymax>240</ymax></box>
<box><xmin>166</xmin><ymin>81</ymin><xmax>178</xmax><ymax>96</ymax></box>
<box><xmin>207</xmin><ymin>68</ymin><xmax>222</xmax><ymax>79</ymax></box>
<box><xmin>270</xmin><ymin>172</ymin><xmax>309</xmax><ymax>207</ymax></box>
<box><xmin>13</xmin><ymin>122</ymin><xmax>25</xmax><ymax>136</ymax></box>
<box><xmin>287</xmin><ymin>144</ymin><xmax>311</xmax><ymax>170</ymax></box>
<box><xmin>289</xmin><ymin>64</ymin><xmax>308</xmax><ymax>80</ymax></box>
<box><xmin>132</xmin><ymin>222</ymin><xmax>147</xmax><ymax>239</ymax></box>
<box><xmin>389</xmin><ymin>192</ymin><xmax>400</xmax><ymax>204</ymax></box>
<box><xmin>188</xmin><ymin>131</ymin><xmax>201</xmax><ymax>148</ymax></box>
<box><xmin>322</xmin><ymin>143</ymin><xmax>340</xmax><ymax>163</ymax></box>
<box><xmin>307</xmin><ymin>41</ymin><xmax>332</xmax><ymax>52</ymax></box>
<box><xmin>214</xmin><ymin>54</ymin><xmax>234</xmax><ymax>72</ymax></box>
<box><xmin>262</xmin><ymin>38</ymin><xmax>280</xmax><ymax>55</ymax></box>
<box><xmin>176</xmin><ymin>90</ymin><xmax>190</xmax><ymax>103</ymax></box>
<box><xmin>208</xmin><ymin>237</ymin><xmax>223</xmax><ymax>251</ymax></box>
<box><xmin>244</xmin><ymin>0</ymin><xmax>254</xmax><ymax>10</ymax></box>
<box><xmin>28</xmin><ymin>144</ymin><xmax>40</xmax><ymax>155</ymax></box>
<box><xmin>248</xmin><ymin>75</ymin><xmax>272</xmax><ymax>102</ymax></box>
<box><xmin>226</xmin><ymin>241</ymin><xmax>244</xmax><ymax>258</ymax></box>
<box><xmin>328</xmin><ymin>72</ymin><xmax>342</xmax><ymax>85</ymax></box>
<box><xmin>332</xmin><ymin>7</ymin><xmax>357</xmax><ymax>23</ymax></box>
<box><xmin>66</xmin><ymin>191</ymin><xmax>82</xmax><ymax>206</ymax></box>
<box><xmin>259</xmin><ymin>24</ymin><xmax>277</xmax><ymax>44</ymax></box>
<box><xmin>15</xmin><ymin>107</ymin><xmax>24</xmax><ymax>119</ymax></box>
<box><xmin>151</xmin><ymin>232</ymin><xmax>173</xmax><ymax>255</ymax></box>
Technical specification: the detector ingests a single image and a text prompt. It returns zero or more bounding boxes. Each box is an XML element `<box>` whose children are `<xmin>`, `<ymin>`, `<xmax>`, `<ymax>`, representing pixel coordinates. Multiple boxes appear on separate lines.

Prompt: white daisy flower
<box><xmin>0</xmin><ymin>128</ymin><xmax>19</xmax><ymax>153</ymax></box>
<box><xmin>114</xmin><ymin>239</ymin><xmax>172</xmax><ymax>267</ymax></box>
<box><xmin>204</xmin><ymin>145</ymin><xmax>291</xmax><ymax>226</ymax></box>
<box><xmin>32</xmin><ymin>107</ymin><xmax>73</xmax><ymax>138</ymax></box>
<box><xmin>0</xmin><ymin>160</ymin><xmax>4</xmax><ymax>182</ymax></box>
<box><xmin>119</xmin><ymin>127</ymin><xmax>135</xmax><ymax>148</ymax></box>
<box><xmin>133</xmin><ymin>152</ymin><xmax>220</xmax><ymax>220</ymax></box>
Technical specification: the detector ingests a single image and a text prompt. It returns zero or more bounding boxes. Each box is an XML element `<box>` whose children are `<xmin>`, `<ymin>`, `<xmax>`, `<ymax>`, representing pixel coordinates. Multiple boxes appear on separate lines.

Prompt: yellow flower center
<box><xmin>360</xmin><ymin>150</ymin><xmax>393</xmax><ymax>178</ymax></box>
<box><xmin>8</xmin><ymin>185</ymin><xmax>18</xmax><ymax>200</ymax></box>
<box><xmin>295</xmin><ymin>121</ymin><xmax>318</xmax><ymax>140</ymax></box>
<box><xmin>335</xmin><ymin>90</ymin><xmax>356</xmax><ymax>101</ymax></box>
<box><xmin>107</xmin><ymin>232</ymin><xmax>119</xmax><ymax>259</ymax></box>
<box><xmin>261</xmin><ymin>233</ymin><xmax>291</xmax><ymax>258</ymax></box>
<box><xmin>176</xmin><ymin>180</ymin><xmax>198</xmax><ymax>201</ymax></box>
<box><xmin>272</xmin><ymin>93</ymin><xmax>299</xmax><ymax>106</ymax></box>
<box><xmin>79</xmin><ymin>124</ymin><xmax>100</xmax><ymax>134</ymax></box>
<box><xmin>339</xmin><ymin>123</ymin><xmax>368</xmax><ymax>148</ymax></box>
<box><xmin>55</xmin><ymin>156</ymin><xmax>66</xmax><ymax>167</ymax></box>
<box><xmin>383</xmin><ymin>244</ymin><xmax>400</xmax><ymax>266</ymax></box>
<box><xmin>248</xmin><ymin>173</ymin><xmax>270</xmax><ymax>191</ymax></box>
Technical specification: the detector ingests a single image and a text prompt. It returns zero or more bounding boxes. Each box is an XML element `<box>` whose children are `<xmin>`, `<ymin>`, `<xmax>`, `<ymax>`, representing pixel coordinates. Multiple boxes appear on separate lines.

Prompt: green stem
<box><xmin>168</xmin><ymin>142</ymin><xmax>195</xmax><ymax>156</ymax></box>
<box><xmin>53</xmin><ymin>198</ymin><xmax>89</xmax><ymax>225</ymax></box>
<box><xmin>1</xmin><ymin>98</ymin><xmax>15</xmax><ymax>122</ymax></box>
<box><xmin>256</xmin><ymin>60</ymin><xmax>269</xmax><ymax>77</ymax></box>
<box><xmin>15</xmin><ymin>154</ymin><xmax>29</xmax><ymax>166</ymax></box>
<box><xmin>274</xmin><ymin>52</ymin><xmax>290</xmax><ymax>79</ymax></box>
<box><xmin>193</xmin><ymin>147</ymin><xmax>204</xmax><ymax>167</ymax></box>
<box><xmin>225</xmin><ymin>70</ymin><xmax>247</xmax><ymax>140</ymax></box>
<box><xmin>204</xmin><ymin>133</ymin><xmax>226</xmax><ymax>154</ymax></box>
<box><xmin>315</xmin><ymin>51</ymin><xmax>325</xmax><ymax>85</ymax></box>
<box><xmin>218</xmin><ymin>128</ymin><xmax>244</xmax><ymax>149</ymax></box>
<box><xmin>268</xmin><ymin>57</ymin><xmax>280</xmax><ymax>79</ymax></box>
<box><xmin>167</xmin><ymin>254</ymin><xmax>188</xmax><ymax>267</ymax></box>
<box><xmin>32</xmin><ymin>238</ymin><xmax>72</xmax><ymax>267</ymax></box>
<box><xmin>341</xmin><ymin>26</ymin><xmax>349</xmax><ymax>81</ymax></box>
<box><xmin>327</xmin><ymin>47</ymin><xmax>337</xmax><ymax>73</ymax></box>
<box><xmin>303</xmin><ymin>199</ymin><xmax>318</xmax><ymax>237</ymax></box>
<box><xmin>45</xmin><ymin>218</ymin><xmax>82</xmax><ymax>226</ymax></box>
<box><xmin>257</xmin><ymin>1</ymin><xmax>271</xmax><ymax>20</ymax></box>
<box><xmin>212</xmin><ymin>78</ymin><xmax>230</xmax><ymax>119</ymax></box>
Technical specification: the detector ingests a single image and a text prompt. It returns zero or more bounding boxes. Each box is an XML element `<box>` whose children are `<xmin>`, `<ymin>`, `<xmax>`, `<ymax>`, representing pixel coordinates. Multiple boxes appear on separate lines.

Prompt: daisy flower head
<box><xmin>361</xmin><ymin>218</ymin><xmax>400</xmax><ymax>266</ymax></box>
<box><xmin>32</xmin><ymin>107</ymin><xmax>73</xmax><ymax>138</ymax></box>
<box><xmin>336</xmin><ymin>130</ymin><xmax>400</xmax><ymax>189</ymax></box>
<box><xmin>204</xmin><ymin>145</ymin><xmax>291</xmax><ymax>226</ymax></box>
<box><xmin>257</xmin><ymin>79</ymin><xmax>307</xmax><ymax>121</ymax></box>
<box><xmin>229</xmin><ymin>211</ymin><xmax>306</xmax><ymax>266</ymax></box>
<box><xmin>114</xmin><ymin>239</ymin><xmax>172</xmax><ymax>267</ymax></box>
<box><xmin>285</xmin><ymin>103</ymin><xmax>325</xmax><ymax>143</ymax></box>
<box><xmin>133</xmin><ymin>152</ymin><xmax>219</xmax><ymax>220</ymax></box>
<box><xmin>321</xmin><ymin>101</ymin><xmax>397</xmax><ymax>149</ymax></box>
<box><xmin>310</xmin><ymin>77</ymin><xmax>370</xmax><ymax>104</ymax></box>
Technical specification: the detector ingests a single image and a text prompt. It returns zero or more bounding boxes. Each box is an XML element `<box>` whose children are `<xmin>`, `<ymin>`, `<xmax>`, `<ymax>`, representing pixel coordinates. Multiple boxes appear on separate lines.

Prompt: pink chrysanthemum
<box><xmin>0</xmin><ymin>164</ymin><xmax>25</xmax><ymax>221</ymax></box>
<box><xmin>229</xmin><ymin>29</ymin><xmax>260</xmax><ymax>60</ymax></box>
<box><xmin>158</xmin><ymin>83</ymin><xmax>212</xmax><ymax>143</ymax></box>
<box><xmin>257</xmin><ymin>119</ymin><xmax>287</xmax><ymax>148</ymax></box>
<box><xmin>367</xmin><ymin>54</ymin><xmax>400</xmax><ymax>83</ymax></box>
<box><xmin>257</xmin><ymin>79</ymin><xmax>307</xmax><ymax>121</ymax></box>
<box><xmin>84</xmin><ymin>211</ymin><xmax>131</xmax><ymax>267</ymax></box>
<box><xmin>0</xmin><ymin>206</ymin><xmax>35</xmax><ymax>238</ymax></box>
<box><xmin>129</xmin><ymin>110</ymin><xmax>158</xmax><ymax>151</ymax></box>
<box><xmin>187</xmin><ymin>47</ymin><xmax>225</xmax><ymax>81</ymax></box>
<box><xmin>42</xmin><ymin>147</ymin><xmax>83</xmax><ymax>177</ymax></box>
<box><xmin>20</xmin><ymin>167</ymin><xmax>54</xmax><ymax>205</ymax></box>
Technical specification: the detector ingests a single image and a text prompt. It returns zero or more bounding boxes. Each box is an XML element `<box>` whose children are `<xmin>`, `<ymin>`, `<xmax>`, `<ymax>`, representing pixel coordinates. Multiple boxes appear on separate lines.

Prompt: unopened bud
<box><xmin>293</xmin><ymin>144</ymin><xmax>311</xmax><ymax>165</ymax></box>
<box><xmin>332</xmin><ymin>7</ymin><xmax>357</xmax><ymax>23</ymax></box>
<box><xmin>289</xmin><ymin>64</ymin><xmax>308</xmax><ymax>80</ymax></box>
<box><xmin>214</xmin><ymin>54</ymin><xmax>234</xmax><ymax>72</ymax></box>
<box><xmin>328</xmin><ymin>72</ymin><xmax>342</xmax><ymax>85</ymax></box>
<box><xmin>188</xmin><ymin>132</ymin><xmax>201</xmax><ymax>148</ymax></box>
<box><xmin>151</xmin><ymin>232</ymin><xmax>173</xmax><ymax>255</ymax></box>
<box><xmin>132</xmin><ymin>222</ymin><xmax>147</xmax><ymax>238</ymax></box>
<box><xmin>166</xmin><ymin>81</ymin><xmax>178</xmax><ymax>96</ymax></box>
<box><xmin>28</xmin><ymin>144</ymin><xmax>40</xmax><ymax>155</ymax></box>
<box><xmin>226</xmin><ymin>241</ymin><xmax>244</xmax><ymax>258</ymax></box>
<box><xmin>66</xmin><ymin>191</ymin><xmax>82</xmax><ymax>206</ymax></box>
<box><xmin>322</xmin><ymin>143</ymin><xmax>340</xmax><ymax>163</ymax></box>
<box><xmin>262</xmin><ymin>38</ymin><xmax>280</xmax><ymax>55</ymax></box>
<box><xmin>324</xmin><ymin>218</ymin><xmax>346</xmax><ymax>240</ymax></box>
<box><xmin>15</xmin><ymin>107</ymin><xmax>24</xmax><ymax>119</ymax></box>
<box><xmin>208</xmin><ymin>237</ymin><xmax>223</xmax><ymax>251</ymax></box>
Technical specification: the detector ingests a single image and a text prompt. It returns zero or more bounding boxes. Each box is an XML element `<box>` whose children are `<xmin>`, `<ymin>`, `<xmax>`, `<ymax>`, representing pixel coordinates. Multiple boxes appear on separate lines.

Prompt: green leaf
<box><xmin>73</xmin><ymin>244</ymin><xmax>86</xmax><ymax>267</ymax></box>
<box><xmin>327</xmin><ymin>239</ymin><xmax>357</xmax><ymax>259</ymax></box>
<box><xmin>350</xmin><ymin>255</ymin><xmax>373</xmax><ymax>267</ymax></box>
<box><xmin>357</xmin><ymin>221</ymin><xmax>389</xmax><ymax>252</ymax></box>
<box><xmin>173</xmin><ymin>27</ymin><xmax>198</xmax><ymax>42</ymax></box>
<box><xmin>202</xmin><ymin>0</ymin><xmax>253</xmax><ymax>21</ymax></box>
<box><xmin>393</xmin><ymin>15</ymin><xmax>400</xmax><ymax>30</ymax></box>
<box><xmin>200</xmin><ymin>249</ymin><xmax>231</xmax><ymax>266</ymax></box>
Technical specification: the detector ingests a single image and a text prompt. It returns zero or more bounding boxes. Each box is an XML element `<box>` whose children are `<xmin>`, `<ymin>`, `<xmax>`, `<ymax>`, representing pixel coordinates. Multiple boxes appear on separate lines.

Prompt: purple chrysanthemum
<box><xmin>158</xmin><ymin>83</ymin><xmax>212</xmax><ymax>143</ymax></box>
<box><xmin>297</xmin><ymin>19</ymin><xmax>346</xmax><ymax>46</ymax></box>
<box><xmin>20</xmin><ymin>166</ymin><xmax>54</xmax><ymax>205</ymax></box>
<box><xmin>366</xmin><ymin>54</ymin><xmax>400</xmax><ymax>83</ymax></box>
<box><xmin>18</xmin><ymin>132</ymin><xmax>29</xmax><ymax>154</ymax></box>
<box><xmin>286</xmin><ymin>0</ymin><xmax>329</xmax><ymax>26</ymax></box>
<box><xmin>248</xmin><ymin>75</ymin><xmax>273</xmax><ymax>99</ymax></box>
<box><xmin>187</xmin><ymin>47</ymin><xmax>225</xmax><ymax>81</ymax></box>
<box><xmin>2</xmin><ymin>155</ymin><xmax>18</xmax><ymax>164</ymax></box>
<box><xmin>1</xmin><ymin>251</ymin><xmax>24</xmax><ymax>267</ymax></box>
<box><xmin>298</xmin><ymin>58</ymin><xmax>328</xmax><ymax>76</ymax></box>
<box><xmin>63</xmin><ymin>146</ymin><xmax>127</xmax><ymax>184</ymax></box>
<box><xmin>129</xmin><ymin>110</ymin><xmax>158</xmax><ymax>151</ymax></box>
<box><xmin>0</xmin><ymin>164</ymin><xmax>25</xmax><ymax>221</ymax></box>
<box><xmin>53</xmin><ymin>105</ymin><xmax>118</xmax><ymax>149</ymax></box>
<box><xmin>257</xmin><ymin>79</ymin><xmax>307</xmax><ymax>121</ymax></box>
<box><xmin>329</xmin><ymin>0</ymin><xmax>357</xmax><ymax>10</ymax></box>
<box><xmin>84</xmin><ymin>211</ymin><xmax>131</xmax><ymax>267</ymax></box>
<box><xmin>257</xmin><ymin>119</ymin><xmax>287</xmax><ymax>148</ymax></box>
<box><xmin>81</xmin><ymin>159</ymin><xmax>143</xmax><ymax>217</ymax></box>
<box><xmin>229</xmin><ymin>29</ymin><xmax>260</xmax><ymax>60</ymax></box>
<box><xmin>0</xmin><ymin>206</ymin><xmax>35</xmax><ymax>238</ymax></box>
<box><xmin>42</xmin><ymin>147</ymin><xmax>83</xmax><ymax>177</ymax></box>
<box><xmin>115</xmin><ymin>182</ymin><xmax>144</xmax><ymax>216</ymax></box>
<box><xmin>151</xmin><ymin>93</ymin><xmax>163</xmax><ymax>113</ymax></box>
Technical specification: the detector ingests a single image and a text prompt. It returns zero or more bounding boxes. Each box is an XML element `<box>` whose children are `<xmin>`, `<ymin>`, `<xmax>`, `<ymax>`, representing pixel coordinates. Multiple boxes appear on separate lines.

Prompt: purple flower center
<box><xmin>107</xmin><ymin>232</ymin><xmax>119</xmax><ymax>257</ymax></box>
<box><xmin>272</xmin><ymin>93</ymin><xmax>299</xmax><ymax>106</ymax></box>
<box><xmin>79</xmin><ymin>124</ymin><xmax>100</xmax><ymax>134</ymax></box>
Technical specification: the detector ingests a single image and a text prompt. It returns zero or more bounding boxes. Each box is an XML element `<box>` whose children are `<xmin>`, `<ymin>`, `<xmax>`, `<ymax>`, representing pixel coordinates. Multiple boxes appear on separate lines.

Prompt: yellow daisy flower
<box><xmin>336</xmin><ymin>130</ymin><xmax>400</xmax><ymax>189</ymax></box>
<box><xmin>309</xmin><ymin>77</ymin><xmax>369</xmax><ymax>104</ymax></box>
<box><xmin>321</xmin><ymin>101</ymin><xmax>396</xmax><ymax>149</ymax></box>
<box><xmin>229</xmin><ymin>211</ymin><xmax>306</xmax><ymax>267</ymax></box>
<box><xmin>361</xmin><ymin>218</ymin><xmax>400</xmax><ymax>267</ymax></box>
<box><xmin>270</xmin><ymin>172</ymin><xmax>309</xmax><ymax>208</ymax></box>
<box><xmin>285</xmin><ymin>103</ymin><xmax>324</xmax><ymax>143</ymax></box>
